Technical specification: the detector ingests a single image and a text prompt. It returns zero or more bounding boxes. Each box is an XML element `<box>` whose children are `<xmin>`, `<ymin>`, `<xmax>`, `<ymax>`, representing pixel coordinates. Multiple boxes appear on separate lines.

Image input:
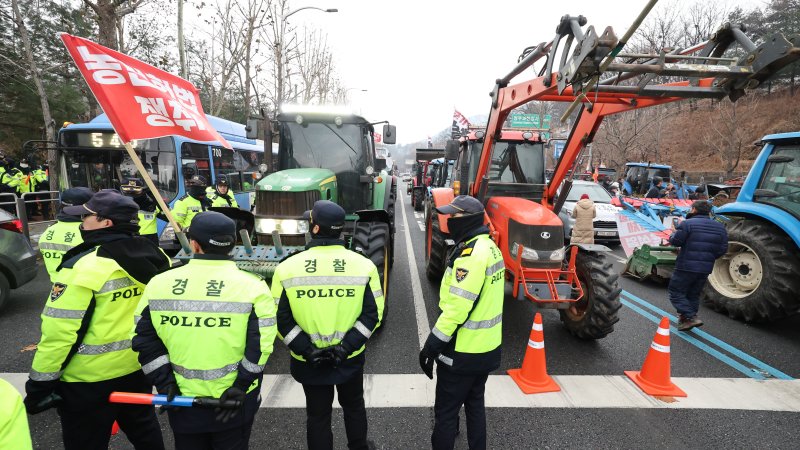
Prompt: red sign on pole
<box><xmin>59</xmin><ymin>33</ymin><xmax>231</xmax><ymax>149</ymax></box>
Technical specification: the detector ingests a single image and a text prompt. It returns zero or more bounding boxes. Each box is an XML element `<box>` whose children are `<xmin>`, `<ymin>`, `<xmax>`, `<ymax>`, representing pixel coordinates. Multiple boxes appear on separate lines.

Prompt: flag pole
<box><xmin>121</xmin><ymin>141</ymin><xmax>191</xmax><ymax>253</ymax></box>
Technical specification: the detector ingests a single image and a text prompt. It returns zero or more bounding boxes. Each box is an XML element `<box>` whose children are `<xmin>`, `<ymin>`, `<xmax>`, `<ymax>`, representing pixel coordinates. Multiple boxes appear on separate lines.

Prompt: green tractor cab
<box><xmin>179</xmin><ymin>107</ymin><xmax>398</xmax><ymax>311</ymax></box>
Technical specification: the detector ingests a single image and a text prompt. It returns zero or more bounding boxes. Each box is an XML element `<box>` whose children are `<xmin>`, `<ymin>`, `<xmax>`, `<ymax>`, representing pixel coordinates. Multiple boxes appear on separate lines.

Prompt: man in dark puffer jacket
<box><xmin>668</xmin><ymin>200</ymin><xmax>728</xmax><ymax>331</ymax></box>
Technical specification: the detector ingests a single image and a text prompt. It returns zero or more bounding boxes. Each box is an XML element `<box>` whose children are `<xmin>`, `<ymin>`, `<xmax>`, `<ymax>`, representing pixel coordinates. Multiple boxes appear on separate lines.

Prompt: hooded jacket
<box><xmin>570</xmin><ymin>198</ymin><xmax>596</xmax><ymax>244</ymax></box>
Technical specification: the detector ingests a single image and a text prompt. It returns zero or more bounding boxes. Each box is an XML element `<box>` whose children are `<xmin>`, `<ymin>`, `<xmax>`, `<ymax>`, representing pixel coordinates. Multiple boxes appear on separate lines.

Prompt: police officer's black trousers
<box><xmin>56</xmin><ymin>371</ymin><xmax>164</xmax><ymax>450</ymax></box>
<box><xmin>432</xmin><ymin>365</ymin><xmax>489</xmax><ymax>450</ymax></box>
<box><xmin>172</xmin><ymin>422</ymin><xmax>254</xmax><ymax>450</ymax></box>
<box><xmin>302</xmin><ymin>370</ymin><xmax>368</xmax><ymax>450</ymax></box>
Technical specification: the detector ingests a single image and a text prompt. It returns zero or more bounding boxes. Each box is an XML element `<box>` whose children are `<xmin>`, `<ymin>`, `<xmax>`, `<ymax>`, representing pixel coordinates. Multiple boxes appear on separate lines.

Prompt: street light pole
<box><xmin>274</xmin><ymin>6</ymin><xmax>337</xmax><ymax>109</ymax></box>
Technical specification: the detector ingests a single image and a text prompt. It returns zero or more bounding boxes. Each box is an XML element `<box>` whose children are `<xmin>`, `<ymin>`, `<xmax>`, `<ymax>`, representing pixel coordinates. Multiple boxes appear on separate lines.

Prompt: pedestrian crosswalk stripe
<box><xmin>4</xmin><ymin>373</ymin><xmax>799</xmax><ymax>411</ymax></box>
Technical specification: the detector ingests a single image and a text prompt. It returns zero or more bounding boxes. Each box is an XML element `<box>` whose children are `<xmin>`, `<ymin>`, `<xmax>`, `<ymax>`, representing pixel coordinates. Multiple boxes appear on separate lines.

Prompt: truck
<box><xmin>408</xmin><ymin>148</ymin><xmax>444</xmax><ymax>212</ymax></box>
<box><xmin>703</xmin><ymin>132</ymin><xmax>800</xmax><ymax>322</ymax></box>
<box><xmin>425</xmin><ymin>15</ymin><xmax>799</xmax><ymax>339</ymax></box>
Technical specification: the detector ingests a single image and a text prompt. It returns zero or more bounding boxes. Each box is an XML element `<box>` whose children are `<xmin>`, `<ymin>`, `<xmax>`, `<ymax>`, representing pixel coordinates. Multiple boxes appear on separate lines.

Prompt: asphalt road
<box><xmin>2</xmin><ymin>181</ymin><xmax>799</xmax><ymax>449</ymax></box>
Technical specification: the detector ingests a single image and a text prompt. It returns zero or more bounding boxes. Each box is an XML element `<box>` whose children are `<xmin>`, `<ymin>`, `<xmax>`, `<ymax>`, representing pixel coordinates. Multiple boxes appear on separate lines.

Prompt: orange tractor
<box><xmin>425</xmin><ymin>14</ymin><xmax>800</xmax><ymax>339</ymax></box>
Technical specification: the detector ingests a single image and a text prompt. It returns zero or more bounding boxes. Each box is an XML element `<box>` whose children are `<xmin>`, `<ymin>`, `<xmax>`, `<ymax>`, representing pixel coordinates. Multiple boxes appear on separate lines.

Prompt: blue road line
<box><xmin>621</xmin><ymin>290</ymin><xmax>793</xmax><ymax>380</ymax></box>
<box><xmin>619</xmin><ymin>298</ymin><xmax>766</xmax><ymax>380</ymax></box>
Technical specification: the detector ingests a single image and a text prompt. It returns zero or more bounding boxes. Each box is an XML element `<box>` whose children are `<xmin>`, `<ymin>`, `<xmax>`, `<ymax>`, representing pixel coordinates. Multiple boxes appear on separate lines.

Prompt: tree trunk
<box><xmin>178</xmin><ymin>0</ymin><xmax>187</xmax><ymax>79</ymax></box>
<box><xmin>94</xmin><ymin>0</ymin><xmax>119</xmax><ymax>50</ymax></box>
<box><xmin>11</xmin><ymin>0</ymin><xmax>57</xmax><ymax>190</ymax></box>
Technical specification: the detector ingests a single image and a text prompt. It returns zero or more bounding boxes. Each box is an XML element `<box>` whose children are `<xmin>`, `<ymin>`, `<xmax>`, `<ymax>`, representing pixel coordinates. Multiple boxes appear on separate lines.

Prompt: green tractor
<box><xmin>249</xmin><ymin>106</ymin><xmax>397</xmax><ymax>302</ymax></box>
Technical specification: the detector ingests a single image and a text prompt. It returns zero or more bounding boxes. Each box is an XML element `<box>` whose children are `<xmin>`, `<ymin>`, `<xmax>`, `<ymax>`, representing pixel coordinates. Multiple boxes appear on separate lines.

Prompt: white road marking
<box><xmin>398</xmin><ymin>190</ymin><xmax>431</xmax><ymax>348</ymax></box>
<box><xmin>4</xmin><ymin>372</ymin><xmax>799</xmax><ymax>411</ymax></box>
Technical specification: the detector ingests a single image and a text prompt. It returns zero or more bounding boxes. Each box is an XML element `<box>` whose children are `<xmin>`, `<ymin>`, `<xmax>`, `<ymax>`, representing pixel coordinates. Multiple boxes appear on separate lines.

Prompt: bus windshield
<box><xmin>59</xmin><ymin>132</ymin><xmax>178</xmax><ymax>201</ymax></box>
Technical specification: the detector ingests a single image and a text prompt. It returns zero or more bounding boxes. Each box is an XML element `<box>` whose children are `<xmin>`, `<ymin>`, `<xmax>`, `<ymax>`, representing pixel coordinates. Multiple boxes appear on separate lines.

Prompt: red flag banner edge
<box><xmin>58</xmin><ymin>33</ymin><xmax>232</xmax><ymax>149</ymax></box>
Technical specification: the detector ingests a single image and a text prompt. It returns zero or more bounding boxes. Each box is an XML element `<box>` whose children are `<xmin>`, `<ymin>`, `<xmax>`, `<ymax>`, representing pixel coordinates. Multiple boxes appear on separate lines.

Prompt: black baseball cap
<box><xmin>63</xmin><ymin>189</ymin><xmax>138</xmax><ymax>223</ymax></box>
<box><xmin>303</xmin><ymin>200</ymin><xmax>345</xmax><ymax>230</ymax></box>
<box><xmin>186</xmin><ymin>211</ymin><xmax>236</xmax><ymax>249</ymax></box>
<box><xmin>60</xmin><ymin>187</ymin><xmax>93</xmax><ymax>207</ymax></box>
<box><xmin>435</xmin><ymin>195</ymin><xmax>484</xmax><ymax>215</ymax></box>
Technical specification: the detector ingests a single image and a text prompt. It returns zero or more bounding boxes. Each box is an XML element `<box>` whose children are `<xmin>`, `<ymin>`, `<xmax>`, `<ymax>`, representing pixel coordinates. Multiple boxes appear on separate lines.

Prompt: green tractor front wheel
<box><xmin>352</xmin><ymin>221</ymin><xmax>392</xmax><ymax>327</ymax></box>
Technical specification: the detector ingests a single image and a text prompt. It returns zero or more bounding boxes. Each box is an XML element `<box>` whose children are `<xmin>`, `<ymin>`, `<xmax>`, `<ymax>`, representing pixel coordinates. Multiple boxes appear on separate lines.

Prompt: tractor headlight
<box><xmin>160</xmin><ymin>225</ymin><xmax>176</xmax><ymax>242</ymax></box>
<box><xmin>511</xmin><ymin>242</ymin><xmax>539</xmax><ymax>261</ymax></box>
<box><xmin>255</xmin><ymin>218</ymin><xmax>308</xmax><ymax>234</ymax></box>
<box><xmin>550</xmin><ymin>247</ymin><xmax>565</xmax><ymax>261</ymax></box>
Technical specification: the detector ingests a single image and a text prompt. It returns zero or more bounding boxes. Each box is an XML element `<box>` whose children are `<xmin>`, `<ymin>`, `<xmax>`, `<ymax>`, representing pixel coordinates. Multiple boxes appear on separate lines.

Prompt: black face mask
<box><xmin>188</xmin><ymin>185</ymin><xmax>206</xmax><ymax>198</ymax></box>
<box><xmin>447</xmin><ymin>212</ymin><xmax>485</xmax><ymax>244</ymax></box>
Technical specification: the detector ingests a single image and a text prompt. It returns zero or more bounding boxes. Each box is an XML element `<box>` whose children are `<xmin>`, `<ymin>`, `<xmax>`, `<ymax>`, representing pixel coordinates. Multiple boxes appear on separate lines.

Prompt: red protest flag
<box><xmin>59</xmin><ymin>33</ymin><xmax>231</xmax><ymax>149</ymax></box>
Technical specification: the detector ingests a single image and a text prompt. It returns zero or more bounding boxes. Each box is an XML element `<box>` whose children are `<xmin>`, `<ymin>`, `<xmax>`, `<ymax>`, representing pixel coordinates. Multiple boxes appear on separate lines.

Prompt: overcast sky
<box><xmin>195</xmin><ymin>0</ymin><xmax>759</xmax><ymax>145</ymax></box>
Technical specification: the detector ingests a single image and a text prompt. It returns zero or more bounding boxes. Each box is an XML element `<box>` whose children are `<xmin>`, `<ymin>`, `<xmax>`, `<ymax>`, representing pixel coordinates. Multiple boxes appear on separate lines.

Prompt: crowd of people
<box><xmin>2</xmin><ymin>175</ymin><xmax>507</xmax><ymax>450</ymax></box>
<box><xmin>0</xmin><ymin>153</ymin><xmax>50</xmax><ymax>217</ymax></box>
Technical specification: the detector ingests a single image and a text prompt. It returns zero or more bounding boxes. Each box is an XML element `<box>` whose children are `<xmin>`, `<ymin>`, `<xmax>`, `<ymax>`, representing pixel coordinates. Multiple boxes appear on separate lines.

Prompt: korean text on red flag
<box><xmin>59</xmin><ymin>33</ymin><xmax>231</xmax><ymax>149</ymax></box>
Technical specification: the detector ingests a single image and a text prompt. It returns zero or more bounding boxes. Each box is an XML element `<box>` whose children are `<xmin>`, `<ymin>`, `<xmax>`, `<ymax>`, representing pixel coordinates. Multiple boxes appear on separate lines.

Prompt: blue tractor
<box><xmin>622</xmin><ymin>162</ymin><xmax>697</xmax><ymax>199</ymax></box>
<box><xmin>703</xmin><ymin>132</ymin><xmax>800</xmax><ymax>322</ymax></box>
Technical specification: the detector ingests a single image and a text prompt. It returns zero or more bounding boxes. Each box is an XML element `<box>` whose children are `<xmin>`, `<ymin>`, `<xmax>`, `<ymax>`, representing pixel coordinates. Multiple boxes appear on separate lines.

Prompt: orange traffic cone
<box><xmin>111</xmin><ymin>421</ymin><xmax>120</xmax><ymax>435</ymax></box>
<box><xmin>625</xmin><ymin>317</ymin><xmax>687</xmax><ymax>397</ymax></box>
<box><xmin>507</xmin><ymin>312</ymin><xmax>560</xmax><ymax>394</ymax></box>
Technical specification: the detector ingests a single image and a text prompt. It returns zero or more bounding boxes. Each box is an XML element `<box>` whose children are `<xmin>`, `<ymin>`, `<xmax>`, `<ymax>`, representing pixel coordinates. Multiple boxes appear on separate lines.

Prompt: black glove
<box><xmin>215</xmin><ymin>387</ymin><xmax>245</xmax><ymax>424</ymax></box>
<box><xmin>329</xmin><ymin>345</ymin><xmax>350</xmax><ymax>368</ymax></box>
<box><xmin>155</xmin><ymin>382</ymin><xmax>181</xmax><ymax>415</ymax></box>
<box><xmin>305</xmin><ymin>347</ymin><xmax>335</xmax><ymax>369</ymax></box>
<box><xmin>24</xmin><ymin>379</ymin><xmax>62</xmax><ymax>414</ymax></box>
<box><xmin>419</xmin><ymin>347</ymin><xmax>436</xmax><ymax>380</ymax></box>
<box><xmin>160</xmin><ymin>382</ymin><xmax>181</xmax><ymax>402</ymax></box>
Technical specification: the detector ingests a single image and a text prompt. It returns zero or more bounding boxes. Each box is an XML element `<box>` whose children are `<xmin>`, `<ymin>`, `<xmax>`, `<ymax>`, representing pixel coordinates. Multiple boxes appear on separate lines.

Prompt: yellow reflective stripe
<box><xmin>142</xmin><ymin>355</ymin><xmax>170</xmax><ymax>375</ymax></box>
<box><xmin>76</xmin><ymin>339</ymin><xmax>131</xmax><ymax>355</ymax></box>
<box><xmin>449</xmin><ymin>285</ymin><xmax>478</xmax><ymax>301</ymax></box>
<box><xmin>372</xmin><ymin>289</ymin><xmax>384</xmax><ymax>299</ymax></box>
<box><xmin>281</xmin><ymin>276</ymin><xmax>370</xmax><ymax>288</ymax></box>
<box><xmin>258</xmin><ymin>317</ymin><xmax>276</xmax><ymax>327</ymax></box>
<box><xmin>149</xmin><ymin>300</ymin><xmax>253</xmax><ymax>314</ymax></box>
<box><xmin>283</xmin><ymin>325</ymin><xmax>303</xmax><ymax>345</ymax></box>
<box><xmin>97</xmin><ymin>278</ymin><xmax>136</xmax><ymax>294</ymax></box>
<box><xmin>432</xmin><ymin>326</ymin><xmax>452</xmax><ymax>343</ymax></box>
<box><xmin>240</xmin><ymin>357</ymin><xmax>264</xmax><ymax>374</ymax></box>
<box><xmin>30</xmin><ymin>369</ymin><xmax>63</xmax><ymax>381</ymax></box>
<box><xmin>354</xmin><ymin>321</ymin><xmax>372</xmax><ymax>338</ymax></box>
<box><xmin>173</xmin><ymin>362</ymin><xmax>238</xmax><ymax>380</ymax></box>
<box><xmin>309</xmin><ymin>331</ymin><xmax>346</xmax><ymax>345</ymax></box>
<box><xmin>462</xmin><ymin>313</ymin><xmax>502</xmax><ymax>330</ymax></box>
<box><xmin>43</xmin><ymin>307</ymin><xmax>85</xmax><ymax>319</ymax></box>
<box><xmin>39</xmin><ymin>242</ymin><xmax>73</xmax><ymax>252</ymax></box>
<box><xmin>485</xmin><ymin>261</ymin><xmax>504</xmax><ymax>276</ymax></box>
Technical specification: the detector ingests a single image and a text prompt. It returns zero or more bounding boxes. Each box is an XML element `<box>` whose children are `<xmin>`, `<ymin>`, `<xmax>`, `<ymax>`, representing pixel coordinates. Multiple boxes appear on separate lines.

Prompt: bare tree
<box><xmin>82</xmin><ymin>0</ymin><xmax>148</xmax><ymax>50</ymax></box>
<box><xmin>178</xmin><ymin>0</ymin><xmax>187</xmax><ymax>79</ymax></box>
<box><xmin>296</xmin><ymin>27</ymin><xmax>335</xmax><ymax>104</ymax></box>
<box><xmin>10</xmin><ymin>0</ymin><xmax>57</xmax><ymax>189</ymax></box>
<box><xmin>702</xmin><ymin>95</ymin><xmax>761</xmax><ymax>176</ymax></box>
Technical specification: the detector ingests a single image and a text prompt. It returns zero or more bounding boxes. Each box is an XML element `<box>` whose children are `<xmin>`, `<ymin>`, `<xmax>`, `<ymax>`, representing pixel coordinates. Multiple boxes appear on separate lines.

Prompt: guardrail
<box><xmin>0</xmin><ymin>191</ymin><xmax>60</xmax><ymax>240</ymax></box>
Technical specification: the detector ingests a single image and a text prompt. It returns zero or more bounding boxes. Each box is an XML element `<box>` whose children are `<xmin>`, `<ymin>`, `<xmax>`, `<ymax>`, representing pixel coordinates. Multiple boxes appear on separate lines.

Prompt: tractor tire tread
<box><xmin>559</xmin><ymin>251</ymin><xmax>622</xmax><ymax>339</ymax></box>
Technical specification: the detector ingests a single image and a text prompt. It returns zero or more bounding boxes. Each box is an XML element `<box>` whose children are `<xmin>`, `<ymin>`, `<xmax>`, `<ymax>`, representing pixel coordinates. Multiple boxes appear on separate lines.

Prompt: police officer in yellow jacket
<box><xmin>120</xmin><ymin>178</ymin><xmax>162</xmax><ymax>244</ymax></box>
<box><xmin>419</xmin><ymin>195</ymin><xmax>504</xmax><ymax>450</ymax></box>
<box><xmin>25</xmin><ymin>190</ymin><xmax>170</xmax><ymax>450</ymax></box>
<box><xmin>0</xmin><ymin>377</ymin><xmax>32</xmax><ymax>450</ymax></box>
<box><xmin>172</xmin><ymin>175</ymin><xmax>212</xmax><ymax>229</ymax></box>
<box><xmin>132</xmin><ymin>211</ymin><xmax>278</xmax><ymax>449</ymax></box>
<box><xmin>39</xmin><ymin>187</ymin><xmax>93</xmax><ymax>281</ymax></box>
<box><xmin>208</xmin><ymin>176</ymin><xmax>239</xmax><ymax>208</ymax></box>
<box><xmin>273</xmin><ymin>200</ymin><xmax>384</xmax><ymax>450</ymax></box>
